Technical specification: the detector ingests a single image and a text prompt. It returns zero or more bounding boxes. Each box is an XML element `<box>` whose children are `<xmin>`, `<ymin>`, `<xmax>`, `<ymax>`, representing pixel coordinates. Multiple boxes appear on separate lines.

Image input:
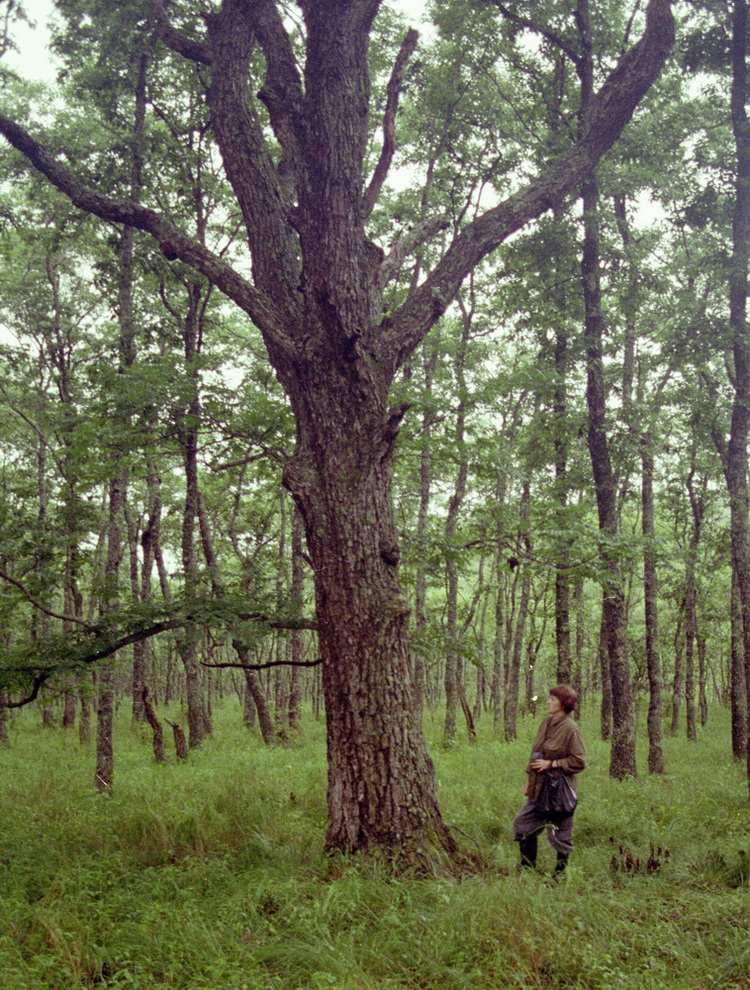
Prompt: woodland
<box><xmin>0</xmin><ymin>0</ymin><xmax>749</xmax><ymax>895</ymax></box>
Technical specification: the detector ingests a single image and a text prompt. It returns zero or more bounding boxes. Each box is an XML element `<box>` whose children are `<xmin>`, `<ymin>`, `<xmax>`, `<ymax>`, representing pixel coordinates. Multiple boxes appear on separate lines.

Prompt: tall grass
<box><xmin>0</xmin><ymin>702</ymin><xmax>748</xmax><ymax>989</ymax></box>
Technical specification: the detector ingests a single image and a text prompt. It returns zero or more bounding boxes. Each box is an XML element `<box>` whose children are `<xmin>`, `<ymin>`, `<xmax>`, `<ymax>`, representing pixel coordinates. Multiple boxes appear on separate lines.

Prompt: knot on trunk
<box><xmin>379</xmin><ymin>539</ymin><xmax>400</xmax><ymax>566</ymax></box>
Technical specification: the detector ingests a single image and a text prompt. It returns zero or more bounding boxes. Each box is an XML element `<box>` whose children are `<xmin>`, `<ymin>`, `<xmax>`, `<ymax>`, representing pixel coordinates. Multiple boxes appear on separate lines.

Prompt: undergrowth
<box><xmin>0</xmin><ymin>703</ymin><xmax>748</xmax><ymax>990</ymax></box>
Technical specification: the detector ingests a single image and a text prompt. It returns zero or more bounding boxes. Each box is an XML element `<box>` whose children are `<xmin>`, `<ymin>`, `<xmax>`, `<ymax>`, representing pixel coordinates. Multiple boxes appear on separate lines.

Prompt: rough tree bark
<box><xmin>0</xmin><ymin>0</ymin><xmax>675</xmax><ymax>861</ymax></box>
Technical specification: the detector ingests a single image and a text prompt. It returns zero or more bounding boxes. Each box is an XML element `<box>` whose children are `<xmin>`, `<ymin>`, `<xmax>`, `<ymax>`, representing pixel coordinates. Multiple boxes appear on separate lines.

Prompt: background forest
<box><xmin>0</xmin><ymin>0</ymin><xmax>749</xmax><ymax>984</ymax></box>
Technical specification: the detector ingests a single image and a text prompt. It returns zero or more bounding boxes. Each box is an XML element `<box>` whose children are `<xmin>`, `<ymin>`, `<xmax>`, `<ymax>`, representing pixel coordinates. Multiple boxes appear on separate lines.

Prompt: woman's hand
<box><xmin>530</xmin><ymin>758</ymin><xmax>553</xmax><ymax>772</ymax></box>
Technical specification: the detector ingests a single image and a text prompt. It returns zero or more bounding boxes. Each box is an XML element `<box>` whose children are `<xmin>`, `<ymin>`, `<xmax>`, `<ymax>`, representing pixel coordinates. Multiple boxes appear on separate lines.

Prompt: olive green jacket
<box><xmin>525</xmin><ymin>711</ymin><xmax>586</xmax><ymax>804</ymax></box>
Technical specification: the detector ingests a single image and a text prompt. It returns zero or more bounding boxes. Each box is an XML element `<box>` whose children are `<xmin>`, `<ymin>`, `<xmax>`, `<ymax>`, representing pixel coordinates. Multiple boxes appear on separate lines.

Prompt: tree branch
<box><xmin>204</xmin><ymin>1</ymin><xmax>303</xmax><ymax>335</ymax></box>
<box><xmin>363</xmin><ymin>28</ymin><xmax>419</xmax><ymax>219</ymax></box>
<box><xmin>383</xmin><ymin>0</ymin><xmax>675</xmax><ymax>368</ymax></box>
<box><xmin>152</xmin><ymin>0</ymin><xmax>214</xmax><ymax>65</ymax></box>
<box><xmin>377</xmin><ymin>214</ymin><xmax>450</xmax><ymax>288</ymax></box>
<box><xmin>245</xmin><ymin>0</ymin><xmax>305</xmax><ymax>167</ymax></box>
<box><xmin>202</xmin><ymin>657</ymin><xmax>322</xmax><ymax>671</ymax></box>
<box><xmin>1</xmin><ymin>673</ymin><xmax>48</xmax><ymax>709</ymax></box>
<box><xmin>0</xmin><ymin>113</ymin><xmax>295</xmax><ymax>361</ymax></box>
<box><xmin>489</xmin><ymin>0</ymin><xmax>581</xmax><ymax>66</ymax></box>
<box><xmin>0</xmin><ymin>570</ymin><xmax>93</xmax><ymax>628</ymax></box>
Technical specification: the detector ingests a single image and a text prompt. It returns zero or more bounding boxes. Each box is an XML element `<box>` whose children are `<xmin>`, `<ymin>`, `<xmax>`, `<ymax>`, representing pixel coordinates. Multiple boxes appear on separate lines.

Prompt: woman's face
<box><xmin>546</xmin><ymin>694</ymin><xmax>563</xmax><ymax>715</ymax></box>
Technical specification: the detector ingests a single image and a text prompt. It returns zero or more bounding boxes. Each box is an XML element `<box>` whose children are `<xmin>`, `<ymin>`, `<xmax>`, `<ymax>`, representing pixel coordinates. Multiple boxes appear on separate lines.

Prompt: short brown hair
<box><xmin>549</xmin><ymin>684</ymin><xmax>578</xmax><ymax>713</ymax></box>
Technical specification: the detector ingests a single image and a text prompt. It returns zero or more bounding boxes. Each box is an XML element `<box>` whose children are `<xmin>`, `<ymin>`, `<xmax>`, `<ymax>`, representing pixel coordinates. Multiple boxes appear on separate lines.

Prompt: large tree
<box><xmin>0</xmin><ymin>0</ymin><xmax>674</xmax><ymax>864</ymax></box>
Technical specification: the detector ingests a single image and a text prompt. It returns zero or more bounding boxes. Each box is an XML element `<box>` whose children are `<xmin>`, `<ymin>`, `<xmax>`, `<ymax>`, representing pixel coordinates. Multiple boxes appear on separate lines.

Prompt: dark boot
<box><xmin>518</xmin><ymin>835</ymin><xmax>538</xmax><ymax>870</ymax></box>
<box><xmin>553</xmin><ymin>852</ymin><xmax>569</xmax><ymax>877</ymax></box>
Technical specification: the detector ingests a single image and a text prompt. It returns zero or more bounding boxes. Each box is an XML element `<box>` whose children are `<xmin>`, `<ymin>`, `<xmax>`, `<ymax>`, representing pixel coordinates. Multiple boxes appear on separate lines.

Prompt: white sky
<box><xmin>6</xmin><ymin>0</ymin><xmax>431</xmax><ymax>83</ymax></box>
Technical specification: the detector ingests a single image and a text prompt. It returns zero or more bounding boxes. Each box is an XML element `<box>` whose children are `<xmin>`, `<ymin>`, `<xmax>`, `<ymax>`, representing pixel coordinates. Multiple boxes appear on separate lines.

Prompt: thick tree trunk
<box><xmin>283</xmin><ymin>397</ymin><xmax>456</xmax><ymax>861</ymax></box>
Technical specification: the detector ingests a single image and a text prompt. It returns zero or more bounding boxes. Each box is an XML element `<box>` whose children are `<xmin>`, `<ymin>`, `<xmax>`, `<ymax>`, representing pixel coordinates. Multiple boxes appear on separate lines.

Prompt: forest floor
<box><xmin>0</xmin><ymin>701</ymin><xmax>748</xmax><ymax>990</ymax></box>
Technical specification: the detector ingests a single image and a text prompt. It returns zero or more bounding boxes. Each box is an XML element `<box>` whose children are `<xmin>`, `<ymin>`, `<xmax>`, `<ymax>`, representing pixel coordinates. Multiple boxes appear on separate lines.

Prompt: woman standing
<box><xmin>512</xmin><ymin>684</ymin><xmax>586</xmax><ymax>876</ymax></box>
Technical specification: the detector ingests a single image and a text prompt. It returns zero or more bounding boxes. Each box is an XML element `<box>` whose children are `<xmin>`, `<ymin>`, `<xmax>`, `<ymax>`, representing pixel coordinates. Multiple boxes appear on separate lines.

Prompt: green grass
<box><xmin>0</xmin><ymin>703</ymin><xmax>748</xmax><ymax>990</ymax></box>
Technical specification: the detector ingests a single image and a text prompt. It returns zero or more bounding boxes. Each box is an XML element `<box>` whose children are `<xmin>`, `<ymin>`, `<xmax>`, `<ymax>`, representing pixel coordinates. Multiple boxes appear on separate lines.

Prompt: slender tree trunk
<box><xmin>287</xmin><ymin>506</ymin><xmax>306</xmax><ymax>732</ymax></box>
<box><xmin>491</xmin><ymin>470</ymin><xmax>509</xmax><ymax>736</ymax></box>
<box><xmin>141</xmin><ymin>686</ymin><xmax>165</xmax><ymax>763</ymax></box>
<box><xmin>504</xmin><ymin>479</ymin><xmax>531</xmax><ymax>741</ymax></box>
<box><xmin>413</xmin><ymin>344</ymin><xmax>438</xmax><ymax>714</ymax></box>
<box><xmin>641</xmin><ymin>434</ymin><xmax>664</xmax><ymax>772</ymax></box>
<box><xmin>671</xmin><ymin>608</ymin><xmax>685</xmax><ymax>735</ymax></box>
<box><xmin>553</xmin><ymin>280</ymin><xmax>572</xmax><ymax>684</ymax></box>
<box><xmin>598</xmin><ymin>599</ymin><xmax>612</xmax><ymax>741</ymax></box>
<box><xmin>684</xmin><ymin>466</ymin><xmax>706</xmax><ymax>743</ymax></box>
<box><xmin>95</xmin><ymin>474</ymin><xmax>126</xmax><ymax>794</ymax></box>
<box><xmin>578</xmin><ymin>0</ymin><xmax>635</xmax><ymax>776</ymax></box>
<box><xmin>0</xmin><ymin>692</ymin><xmax>9</xmax><ymax>745</ymax></box>
<box><xmin>574</xmin><ymin>574</ymin><xmax>585</xmax><ymax>698</ymax></box>
<box><xmin>731</xmin><ymin>571</ymin><xmax>748</xmax><ymax>759</ymax></box>
<box><xmin>697</xmin><ymin>633</ymin><xmax>708</xmax><ymax>727</ymax></box>
<box><xmin>79</xmin><ymin>683</ymin><xmax>91</xmax><ymax>745</ymax></box>
<box><xmin>177</xmin><ymin>283</ymin><xmax>210</xmax><ymax>749</ymax></box>
<box><xmin>726</xmin><ymin>0</ymin><xmax>750</xmax><ymax>797</ymax></box>
<box><xmin>127</xmin><ymin>505</ymin><xmax>147</xmax><ymax>723</ymax></box>
<box><xmin>443</xmin><ymin>318</ymin><xmax>469</xmax><ymax>744</ymax></box>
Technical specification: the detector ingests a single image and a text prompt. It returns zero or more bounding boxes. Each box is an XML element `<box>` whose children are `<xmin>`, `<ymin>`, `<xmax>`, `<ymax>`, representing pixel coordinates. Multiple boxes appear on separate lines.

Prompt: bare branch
<box><xmin>363</xmin><ymin>28</ymin><xmax>419</xmax><ymax>219</ymax></box>
<box><xmin>202</xmin><ymin>657</ymin><xmax>322</xmax><ymax>671</ymax></box>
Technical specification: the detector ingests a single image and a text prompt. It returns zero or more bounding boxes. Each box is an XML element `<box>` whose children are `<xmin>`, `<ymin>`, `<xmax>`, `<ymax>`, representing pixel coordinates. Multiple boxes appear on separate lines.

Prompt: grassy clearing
<box><xmin>0</xmin><ymin>703</ymin><xmax>748</xmax><ymax>990</ymax></box>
